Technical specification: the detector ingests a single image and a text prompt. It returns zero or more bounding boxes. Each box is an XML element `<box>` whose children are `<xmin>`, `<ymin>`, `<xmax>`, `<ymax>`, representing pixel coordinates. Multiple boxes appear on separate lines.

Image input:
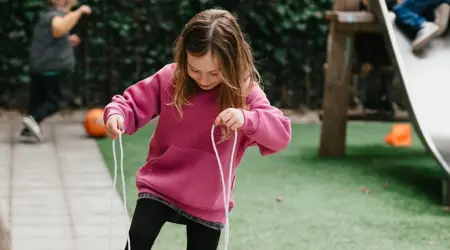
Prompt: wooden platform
<box><xmin>319</xmin><ymin>109</ymin><xmax>409</xmax><ymax>122</ymax></box>
<box><xmin>325</xmin><ymin>10</ymin><xmax>382</xmax><ymax>33</ymax></box>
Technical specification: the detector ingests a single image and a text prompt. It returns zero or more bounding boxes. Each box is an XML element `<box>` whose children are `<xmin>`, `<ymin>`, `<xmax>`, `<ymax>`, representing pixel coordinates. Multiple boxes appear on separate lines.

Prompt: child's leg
<box><xmin>393</xmin><ymin>0</ymin><xmax>432</xmax><ymax>31</ymax></box>
<box><xmin>23</xmin><ymin>72</ymin><xmax>68</xmax><ymax>140</ymax></box>
<box><xmin>393</xmin><ymin>0</ymin><xmax>442</xmax><ymax>51</ymax></box>
<box><xmin>27</xmin><ymin>73</ymin><xmax>46</xmax><ymax>122</ymax></box>
<box><xmin>29</xmin><ymin>72</ymin><xmax>67</xmax><ymax>123</ymax></box>
<box><xmin>21</xmin><ymin>73</ymin><xmax>46</xmax><ymax>140</ymax></box>
<box><xmin>125</xmin><ymin>199</ymin><xmax>172</xmax><ymax>250</ymax></box>
<box><xmin>435</xmin><ymin>3</ymin><xmax>450</xmax><ymax>35</ymax></box>
<box><xmin>185</xmin><ymin>220</ymin><xmax>221</xmax><ymax>250</ymax></box>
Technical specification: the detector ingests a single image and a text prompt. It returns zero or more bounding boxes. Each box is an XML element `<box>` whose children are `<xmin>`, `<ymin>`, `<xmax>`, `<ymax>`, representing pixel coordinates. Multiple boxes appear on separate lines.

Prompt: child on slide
<box><xmin>104</xmin><ymin>8</ymin><xmax>292</xmax><ymax>250</ymax></box>
<box><xmin>392</xmin><ymin>0</ymin><xmax>450</xmax><ymax>53</ymax></box>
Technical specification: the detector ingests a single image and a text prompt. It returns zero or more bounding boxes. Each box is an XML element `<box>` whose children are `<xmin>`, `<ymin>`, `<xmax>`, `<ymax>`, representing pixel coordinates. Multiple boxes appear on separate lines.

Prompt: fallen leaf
<box><xmin>361</xmin><ymin>186</ymin><xmax>370</xmax><ymax>194</ymax></box>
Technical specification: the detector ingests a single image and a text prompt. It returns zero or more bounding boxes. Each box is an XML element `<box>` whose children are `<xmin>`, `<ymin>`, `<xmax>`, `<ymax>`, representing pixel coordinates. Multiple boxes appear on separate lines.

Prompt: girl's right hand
<box><xmin>106</xmin><ymin>114</ymin><xmax>124</xmax><ymax>140</ymax></box>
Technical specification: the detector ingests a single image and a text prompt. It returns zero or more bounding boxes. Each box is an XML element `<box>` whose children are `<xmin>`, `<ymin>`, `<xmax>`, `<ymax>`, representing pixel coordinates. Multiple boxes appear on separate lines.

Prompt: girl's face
<box><xmin>187</xmin><ymin>51</ymin><xmax>223</xmax><ymax>90</ymax></box>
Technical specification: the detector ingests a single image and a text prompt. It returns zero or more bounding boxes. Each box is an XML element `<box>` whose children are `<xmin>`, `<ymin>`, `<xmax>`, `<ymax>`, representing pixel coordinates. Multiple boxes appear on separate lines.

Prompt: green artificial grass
<box><xmin>97</xmin><ymin>122</ymin><xmax>450</xmax><ymax>250</ymax></box>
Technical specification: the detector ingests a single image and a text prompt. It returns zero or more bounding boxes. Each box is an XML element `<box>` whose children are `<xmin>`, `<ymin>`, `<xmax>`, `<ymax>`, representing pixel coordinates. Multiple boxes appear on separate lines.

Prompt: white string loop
<box><xmin>211</xmin><ymin>125</ymin><xmax>238</xmax><ymax>250</ymax></box>
<box><xmin>111</xmin><ymin>133</ymin><xmax>131</xmax><ymax>250</ymax></box>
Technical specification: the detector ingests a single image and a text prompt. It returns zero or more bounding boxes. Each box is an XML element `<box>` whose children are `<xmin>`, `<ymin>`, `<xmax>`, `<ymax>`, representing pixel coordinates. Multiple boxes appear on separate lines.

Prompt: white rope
<box><xmin>211</xmin><ymin>125</ymin><xmax>238</xmax><ymax>250</ymax></box>
<box><xmin>111</xmin><ymin>133</ymin><xmax>131</xmax><ymax>250</ymax></box>
<box><xmin>110</xmin><ymin>124</ymin><xmax>238</xmax><ymax>250</ymax></box>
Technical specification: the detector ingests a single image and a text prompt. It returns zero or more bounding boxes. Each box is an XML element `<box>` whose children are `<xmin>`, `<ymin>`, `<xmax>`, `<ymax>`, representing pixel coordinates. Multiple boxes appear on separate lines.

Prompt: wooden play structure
<box><xmin>320</xmin><ymin>0</ymin><xmax>387</xmax><ymax>157</ymax></box>
<box><xmin>320</xmin><ymin>0</ymin><xmax>450</xmax><ymax>205</ymax></box>
<box><xmin>320</xmin><ymin>0</ymin><xmax>449</xmax><ymax>157</ymax></box>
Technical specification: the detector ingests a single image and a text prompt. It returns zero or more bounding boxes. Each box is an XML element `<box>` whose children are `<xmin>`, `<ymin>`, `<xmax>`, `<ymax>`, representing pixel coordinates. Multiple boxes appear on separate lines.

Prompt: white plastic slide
<box><xmin>377</xmin><ymin>0</ymin><xmax>450</xmax><ymax>174</ymax></box>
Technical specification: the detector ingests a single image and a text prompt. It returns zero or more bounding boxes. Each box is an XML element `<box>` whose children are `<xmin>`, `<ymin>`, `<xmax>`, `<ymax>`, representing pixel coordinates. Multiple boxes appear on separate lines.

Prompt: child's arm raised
<box><xmin>104</xmin><ymin>65</ymin><xmax>173</xmax><ymax>135</ymax></box>
<box><xmin>51</xmin><ymin>5</ymin><xmax>91</xmax><ymax>38</ymax></box>
<box><xmin>241</xmin><ymin>84</ymin><xmax>292</xmax><ymax>155</ymax></box>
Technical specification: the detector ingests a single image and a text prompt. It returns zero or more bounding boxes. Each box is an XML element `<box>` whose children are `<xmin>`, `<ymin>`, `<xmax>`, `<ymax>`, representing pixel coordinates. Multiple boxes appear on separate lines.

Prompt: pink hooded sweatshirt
<box><xmin>103</xmin><ymin>63</ymin><xmax>291</xmax><ymax>224</ymax></box>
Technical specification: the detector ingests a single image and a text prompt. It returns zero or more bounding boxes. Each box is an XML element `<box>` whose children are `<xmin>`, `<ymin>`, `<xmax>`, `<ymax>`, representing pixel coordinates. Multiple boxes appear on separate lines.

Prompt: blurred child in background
<box><xmin>20</xmin><ymin>0</ymin><xmax>91</xmax><ymax>143</ymax></box>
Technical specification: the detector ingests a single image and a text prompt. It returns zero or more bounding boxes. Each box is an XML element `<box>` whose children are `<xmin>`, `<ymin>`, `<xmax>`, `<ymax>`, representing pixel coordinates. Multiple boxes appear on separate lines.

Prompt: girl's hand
<box><xmin>106</xmin><ymin>114</ymin><xmax>124</xmax><ymax>140</ymax></box>
<box><xmin>214</xmin><ymin>108</ymin><xmax>245</xmax><ymax>130</ymax></box>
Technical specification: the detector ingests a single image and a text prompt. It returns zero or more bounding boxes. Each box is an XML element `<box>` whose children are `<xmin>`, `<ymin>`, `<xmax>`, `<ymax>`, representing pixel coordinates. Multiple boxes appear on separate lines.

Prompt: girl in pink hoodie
<box><xmin>104</xmin><ymin>8</ymin><xmax>291</xmax><ymax>250</ymax></box>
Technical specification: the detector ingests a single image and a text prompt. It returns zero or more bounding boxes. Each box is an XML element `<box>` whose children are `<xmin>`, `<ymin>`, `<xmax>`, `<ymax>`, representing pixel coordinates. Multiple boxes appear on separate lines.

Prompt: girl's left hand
<box><xmin>214</xmin><ymin>108</ymin><xmax>245</xmax><ymax>130</ymax></box>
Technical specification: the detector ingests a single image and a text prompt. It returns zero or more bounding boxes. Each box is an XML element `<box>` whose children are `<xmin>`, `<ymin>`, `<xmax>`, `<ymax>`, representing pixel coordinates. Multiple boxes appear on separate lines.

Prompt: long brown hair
<box><xmin>171</xmin><ymin>8</ymin><xmax>261</xmax><ymax>141</ymax></box>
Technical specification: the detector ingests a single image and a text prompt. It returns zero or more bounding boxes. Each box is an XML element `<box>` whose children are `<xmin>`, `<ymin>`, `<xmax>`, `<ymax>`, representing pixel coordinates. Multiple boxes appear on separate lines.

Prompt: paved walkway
<box><xmin>0</xmin><ymin>120</ymin><xmax>129</xmax><ymax>250</ymax></box>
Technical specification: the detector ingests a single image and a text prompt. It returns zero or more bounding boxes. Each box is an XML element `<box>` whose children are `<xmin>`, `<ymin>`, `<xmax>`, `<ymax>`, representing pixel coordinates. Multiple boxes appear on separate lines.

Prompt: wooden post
<box><xmin>0</xmin><ymin>203</ymin><xmax>10</xmax><ymax>250</ymax></box>
<box><xmin>442</xmin><ymin>176</ymin><xmax>450</xmax><ymax>206</ymax></box>
<box><xmin>319</xmin><ymin>0</ymin><xmax>360</xmax><ymax>157</ymax></box>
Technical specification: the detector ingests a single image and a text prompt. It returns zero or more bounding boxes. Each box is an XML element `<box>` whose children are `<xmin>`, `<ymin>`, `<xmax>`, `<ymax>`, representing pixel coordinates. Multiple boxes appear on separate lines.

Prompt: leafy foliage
<box><xmin>0</xmin><ymin>0</ymin><xmax>332</xmax><ymax>110</ymax></box>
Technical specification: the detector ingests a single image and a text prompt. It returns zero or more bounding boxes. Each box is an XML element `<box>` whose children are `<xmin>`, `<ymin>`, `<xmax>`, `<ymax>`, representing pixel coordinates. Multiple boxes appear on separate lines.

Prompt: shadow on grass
<box><xmin>285</xmin><ymin>144</ymin><xmax>446</xmax><ymax>205</ymax></box>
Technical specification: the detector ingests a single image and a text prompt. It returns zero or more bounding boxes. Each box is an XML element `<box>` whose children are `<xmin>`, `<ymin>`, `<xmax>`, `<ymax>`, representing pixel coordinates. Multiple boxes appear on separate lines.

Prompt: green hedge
<box><xmin>0</xmin><ymin>0</ymin><xmax>331</xmax><ymax>110</ymax></box>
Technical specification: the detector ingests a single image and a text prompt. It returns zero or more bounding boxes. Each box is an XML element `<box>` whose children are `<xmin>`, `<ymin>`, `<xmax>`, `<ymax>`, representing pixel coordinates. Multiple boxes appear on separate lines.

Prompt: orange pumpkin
<box><xmin>83</xmin><ymin>108</ymin><xmax>107</xmax><ymax>138</ymax></box>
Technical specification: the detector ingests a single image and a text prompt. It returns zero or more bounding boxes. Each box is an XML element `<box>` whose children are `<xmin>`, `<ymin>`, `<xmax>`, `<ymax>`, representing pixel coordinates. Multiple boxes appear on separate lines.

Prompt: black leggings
<box><xmin>125</xmin><ymin>198</ymin><xmax>221</xmax><ymax>250</ymax></box>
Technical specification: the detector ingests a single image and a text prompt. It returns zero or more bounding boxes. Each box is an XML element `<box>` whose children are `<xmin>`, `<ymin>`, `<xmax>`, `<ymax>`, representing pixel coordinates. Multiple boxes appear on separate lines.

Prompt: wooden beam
<box><xmin>318</xmin><ymin>109</ymin><xmax>409</xmax><ymax>122</ymax></box>
<box><xmin>319</xmin><ymin>0</ymin><xmax>360</xmax><ymax>157</ymax></box>
<box><xmin>334</xmin><ymin>22</ymin><xmax>381</xmax><ymax>33</ymax></box>
<box><xmin>323</xmin><ymin>63</ymin><xmax>395</xmax><ymax>75</ymax></box>
<box><xmin>325</xmin><ymin>11</ymin><xmax>376</xmax><ymax>23</ymax></box>
<box><xmin>325</xmin><ymin>11</ymin><xmax>383</xmax><ymax>33</ymax></box>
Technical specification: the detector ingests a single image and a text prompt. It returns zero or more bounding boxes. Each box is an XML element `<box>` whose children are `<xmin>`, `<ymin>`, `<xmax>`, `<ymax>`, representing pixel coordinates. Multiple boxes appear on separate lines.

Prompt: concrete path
<box><xmin>0</xmin><ymin>121</ymin><xmax>129</xmax><ymax>250</ymax></box>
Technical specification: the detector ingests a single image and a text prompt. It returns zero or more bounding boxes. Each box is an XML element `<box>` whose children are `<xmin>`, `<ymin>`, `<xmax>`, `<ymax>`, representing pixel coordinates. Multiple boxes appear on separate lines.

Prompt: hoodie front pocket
<box><xmin>145</xmin><ymin>144</ymin><xmax>228</xmax><ymax>210</ymax></box>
